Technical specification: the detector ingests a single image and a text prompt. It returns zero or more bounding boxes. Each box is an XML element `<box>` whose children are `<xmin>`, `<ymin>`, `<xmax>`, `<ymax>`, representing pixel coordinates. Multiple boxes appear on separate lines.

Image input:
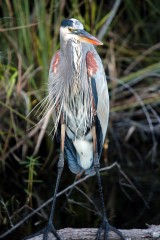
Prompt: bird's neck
<box><xmin>70</xmin><ymin>39</ymin><xmax>82</xmax><ymax>73</ymax></box>
<box><xmin>70</xmin><ymin>39</ymin><xmax>82</xmax><ymax>95</ymax></box>
<box><xmin>61</xmin><ymin>38</ymin><xmax>82</xmax><ymax>72</ymax></box>
<box><xmin>63</xmin><ymin>39</ymin><xmax>83</xmax><ymax>91</ymax></box>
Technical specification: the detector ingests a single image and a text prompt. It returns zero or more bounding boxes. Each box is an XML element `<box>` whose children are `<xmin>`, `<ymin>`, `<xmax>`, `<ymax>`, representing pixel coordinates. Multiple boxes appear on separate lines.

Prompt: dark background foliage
<box><xmin>0</xmin><ymin>1</ymin><xmax>160</xmax><ymax>239</ymax></box>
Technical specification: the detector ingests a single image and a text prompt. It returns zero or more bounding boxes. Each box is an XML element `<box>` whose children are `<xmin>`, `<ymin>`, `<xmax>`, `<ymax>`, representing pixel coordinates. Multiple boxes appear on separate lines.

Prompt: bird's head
<box><xmin>60</xmin><ymin>18</ymin><xmax>103</xmax><ymax>46</ymax></box>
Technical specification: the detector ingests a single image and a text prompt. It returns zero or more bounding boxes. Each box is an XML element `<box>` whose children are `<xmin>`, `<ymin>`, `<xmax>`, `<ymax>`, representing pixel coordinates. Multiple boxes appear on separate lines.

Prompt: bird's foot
<box><xmin>96</xmin><ymin>218</ymin><xmax>125</xmax><ymax>240</ymax></box>
<box><xmin>24</xmin><ymin>222</ymin><xmax>61</xmax><ymax>240</ymax></box>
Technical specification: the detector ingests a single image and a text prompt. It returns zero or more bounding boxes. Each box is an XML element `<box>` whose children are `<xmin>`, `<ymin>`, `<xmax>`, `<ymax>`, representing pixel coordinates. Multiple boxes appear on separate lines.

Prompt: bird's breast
<box><xmin>70</xmin><ymin>39</ymin><xmax>82</xmax><ymax>94</ymax></box>
<box><xmin>64</xmin><ymin>94</ymin><xmax>91</xmax><ymax>137</ymax></box>
<box><xmin>62</xmin><ymin>40</ymin><xmax>92</xmax><ymax>137</ymax></box>
<box><xmin>71</xmin><ymin>40</ymin><xmax>82</xmax><ymax>72</ymax></box>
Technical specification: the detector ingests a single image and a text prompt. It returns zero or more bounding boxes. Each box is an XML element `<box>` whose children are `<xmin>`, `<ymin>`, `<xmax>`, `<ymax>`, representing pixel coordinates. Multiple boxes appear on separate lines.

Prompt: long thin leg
<box><xmin>48</xmin><ymin>122</ymin><xmax>65</xmax><ymax>224</ymax></box>
<box><xmin>24</xmin><ymin>121</ymin><xmax>65</xmax><ymax>240</ymax></box>
<box><xmin>92</xmin><ymin>123</ymin><xmax>125</xmax><ymax>240</ymax></box>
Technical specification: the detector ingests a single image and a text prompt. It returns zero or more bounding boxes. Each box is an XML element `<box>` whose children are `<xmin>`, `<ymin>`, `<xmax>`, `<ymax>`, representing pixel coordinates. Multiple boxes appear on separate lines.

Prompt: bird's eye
<box><xmin>68</xmin><ymin>27</ymin><xmax>73</xmax><ymax>31</ymax></box>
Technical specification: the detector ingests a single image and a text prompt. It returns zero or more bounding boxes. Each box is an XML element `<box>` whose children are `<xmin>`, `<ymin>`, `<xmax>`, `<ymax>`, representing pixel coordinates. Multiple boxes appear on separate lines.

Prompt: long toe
<box><xmin>42</xmin><ymin>223</ymin><xmax>61</xmax><ymax>240</ymax></box>
<box><xmin>109</xmin><ymin>225</ymin><xmax>125</xmax><ymax>240</ymax></box>
<box><xmin>96</xmin><ymin>220</ymin><xmax>110</xmax><ymax>240</ymax></box>
<box><xmin>96</xmin><ymin>220</ymin><xmax>125</xmax><ymax>240</ymax></box>
<box><xmin>50</xmin><ymin>224</ymin><xmax>61</xmax><ymax>240</ymax></box>
<box><xmin>24</xmin><ymin>224</ymin><xmax>61</xmax><ymax>240</ymax></box>
<box><xmin>43</xmin><ymin>228</ymin><xmax>50</xmax><ymax>240</ymax></box>
<box><xmin>96</xmin><ymin>224</ymin><xmax>104</xmax><ymax>240</ymax></box>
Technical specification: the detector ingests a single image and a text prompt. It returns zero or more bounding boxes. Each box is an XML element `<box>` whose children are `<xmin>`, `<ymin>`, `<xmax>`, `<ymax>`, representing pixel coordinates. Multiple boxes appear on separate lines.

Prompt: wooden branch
<box><xmin>27</xmin><ymin>225</ymin><xmax>160</xmax><ymax>240</ymax></box>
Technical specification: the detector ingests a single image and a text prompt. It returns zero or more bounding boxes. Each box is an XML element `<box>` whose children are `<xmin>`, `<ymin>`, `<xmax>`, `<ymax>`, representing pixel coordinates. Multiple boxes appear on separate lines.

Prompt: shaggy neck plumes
<box><xmin>48</xmin><ymin>38</ymin><xmax>93</xmax><ymax>137</ymax></box>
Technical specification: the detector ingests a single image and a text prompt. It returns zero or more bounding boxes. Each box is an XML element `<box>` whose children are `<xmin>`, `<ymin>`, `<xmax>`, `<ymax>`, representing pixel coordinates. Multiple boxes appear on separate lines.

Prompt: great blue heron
<box><xmin>26</xmin><ymin>18</ymin><xmax>124</xmax><ymax>240</ymax></box>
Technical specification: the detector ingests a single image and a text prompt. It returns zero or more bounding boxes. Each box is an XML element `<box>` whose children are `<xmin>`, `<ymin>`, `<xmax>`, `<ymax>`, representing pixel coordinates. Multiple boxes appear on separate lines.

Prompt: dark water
<box><xmin>1</xmin><ymin>156</ymin><xmax>159</xmax><ymax>239</ymax></box>
<box><xmin>0</xmin><ymin>126</ymin><xmax>160</xmax><ymax>240</ymax></box>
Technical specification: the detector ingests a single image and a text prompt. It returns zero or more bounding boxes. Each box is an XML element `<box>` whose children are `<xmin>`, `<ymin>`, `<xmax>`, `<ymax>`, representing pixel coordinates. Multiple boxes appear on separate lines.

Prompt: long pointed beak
<box><xmin>72</xmin><ymin>29</ymin><xmax>103</xmax><ymax>46</ymax></box>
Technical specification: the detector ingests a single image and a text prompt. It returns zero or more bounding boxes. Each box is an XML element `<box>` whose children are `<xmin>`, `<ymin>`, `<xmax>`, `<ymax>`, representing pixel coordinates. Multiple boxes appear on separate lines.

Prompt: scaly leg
<box><xmin>24</xmin><ymin>122</ymin><xmax>65</xmax><ymax>240</ymax></box>
<box><xmin>92</xmin><ymin>123</ymin><xmax>125</xmax><ymax>240</ymax></box>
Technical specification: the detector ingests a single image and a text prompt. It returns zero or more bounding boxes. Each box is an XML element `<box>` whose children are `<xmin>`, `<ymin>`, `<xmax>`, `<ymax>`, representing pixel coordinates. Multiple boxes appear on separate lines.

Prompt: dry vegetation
<box><xmin>0</xmin><ymin>1</ymin><xmax>160</xmax><ymax>240</ymax></box>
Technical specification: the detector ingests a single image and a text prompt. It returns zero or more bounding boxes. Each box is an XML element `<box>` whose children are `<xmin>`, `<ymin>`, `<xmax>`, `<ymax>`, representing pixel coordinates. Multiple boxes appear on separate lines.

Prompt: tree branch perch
<box><xmin>26</xmin><ymin>225</ymin><xmax>160</xmax><ymax>240</ymax></box>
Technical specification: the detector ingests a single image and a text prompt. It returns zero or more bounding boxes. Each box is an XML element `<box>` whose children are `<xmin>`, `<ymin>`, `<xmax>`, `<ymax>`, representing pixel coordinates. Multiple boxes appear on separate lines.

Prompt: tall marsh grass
<box><xmin>0</xmin><ymin>1</ymin><xmax>160</xmax><ymax>239</ymax></box>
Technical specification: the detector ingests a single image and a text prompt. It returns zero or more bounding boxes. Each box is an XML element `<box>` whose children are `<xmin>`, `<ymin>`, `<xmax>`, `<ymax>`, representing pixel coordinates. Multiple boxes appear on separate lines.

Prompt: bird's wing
<box><xmin>65</xmin><ymin>134</ymin><xmax>82</xmax><ymax>174</ymax></box>
<box><xmin>86</xmin><ymin>49</ymin><xmax>109</xmax><ymax>158</ymax></box>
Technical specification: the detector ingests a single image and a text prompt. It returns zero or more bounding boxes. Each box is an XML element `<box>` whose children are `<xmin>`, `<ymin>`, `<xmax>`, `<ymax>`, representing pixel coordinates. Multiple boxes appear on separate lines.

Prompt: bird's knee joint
<box><xmin>57</xmin><ymin>153</ymin><xmax>64</xmax><ymax>172</ymax></box>
<box><xmin>94</xmin><ymin>153</ymin><xmax>100</xmax><ymax>170</ymax></box>
<box><xmin>94</xmin><ymin>163</ymin><xmax>100</xmax><ymax>171</ymax></box>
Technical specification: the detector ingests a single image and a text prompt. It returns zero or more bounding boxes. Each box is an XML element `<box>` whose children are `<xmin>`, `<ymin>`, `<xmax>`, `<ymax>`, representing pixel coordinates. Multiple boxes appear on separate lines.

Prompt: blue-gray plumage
<box><xmin>49</xmin><ymin>18</ymin><xmax>109</xmax><ymax>175</ymax></box>
<box><xmin>27</xmin><ymin>18</ymin><xmax>124</xmax><ymax>240</ymax></box>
